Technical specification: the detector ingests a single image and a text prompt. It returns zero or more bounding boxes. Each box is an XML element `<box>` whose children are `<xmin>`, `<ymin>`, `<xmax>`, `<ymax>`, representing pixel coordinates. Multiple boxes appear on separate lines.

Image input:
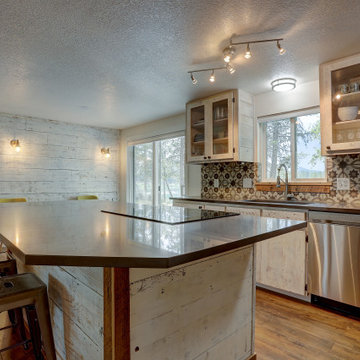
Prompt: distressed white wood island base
<box><xmin>0</xmin><ymin>201</ymin><xmax>306</xmax><ymax>360</ymax></box>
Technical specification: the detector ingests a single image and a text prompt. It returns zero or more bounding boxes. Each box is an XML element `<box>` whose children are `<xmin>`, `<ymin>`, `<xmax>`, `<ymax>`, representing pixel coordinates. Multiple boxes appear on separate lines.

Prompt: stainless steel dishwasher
<box><xmin>308</xmin><ymin>211</ymin><xmax>360</xmax><ymax>309</ymax></box>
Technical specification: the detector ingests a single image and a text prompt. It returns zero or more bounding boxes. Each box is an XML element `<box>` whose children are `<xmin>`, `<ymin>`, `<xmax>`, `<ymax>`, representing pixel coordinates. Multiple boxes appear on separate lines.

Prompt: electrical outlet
<box><xmin>214</xmin><ymin>179</ymin><xmax>219</xmax><ymax>188</ymax></box>
<box><xmin>337</xmin><ymin>178</ymin><xmax>350</xmax><ymax>191</ymax></box>
<box><xmin>243</xmin><ymin>178</ymin><xmax>253</xmax><ymax>189</ymax></box>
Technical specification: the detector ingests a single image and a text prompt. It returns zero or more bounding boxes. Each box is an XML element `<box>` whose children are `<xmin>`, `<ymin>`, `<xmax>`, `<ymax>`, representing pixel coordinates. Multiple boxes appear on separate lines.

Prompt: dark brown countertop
<box><xmin>171</xmin><ymin>196</ymin><xmax>360</xmax><ymax>214</ymax></box>
<box><xmin>0</xmin><ymin>201</ymin><xmax>306</xmax><ymax>268</ymax></box>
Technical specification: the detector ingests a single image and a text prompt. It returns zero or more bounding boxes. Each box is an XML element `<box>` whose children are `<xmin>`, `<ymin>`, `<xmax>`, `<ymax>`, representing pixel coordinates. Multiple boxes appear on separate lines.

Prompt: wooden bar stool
<box><xmin>0</xmin><ymin>273</ymin><xmax>56</xmax><ymax>360</ymax></box>
<box><xmin>0</xmin><ymin>252</ymin><xmax>27</xmax><ymax>343</ymax></box>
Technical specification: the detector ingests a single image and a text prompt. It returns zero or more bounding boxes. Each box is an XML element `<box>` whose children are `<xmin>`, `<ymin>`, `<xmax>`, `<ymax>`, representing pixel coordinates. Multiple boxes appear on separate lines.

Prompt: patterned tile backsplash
<box><xmin>201</xmin><ymin>155</ymin><xmax>360</xmax><ymax>206</ymax></box>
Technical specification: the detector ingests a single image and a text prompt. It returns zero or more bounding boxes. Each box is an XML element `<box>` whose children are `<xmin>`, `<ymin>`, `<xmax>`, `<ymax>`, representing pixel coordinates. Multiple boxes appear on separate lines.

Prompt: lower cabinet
<box><xmin>257</xmin><ymin>209</ymin><xmax>307</xmax><ymax>297</ymax></box>
<box><xmin>173</xmin><ymin>200</ymin><xmax>308</xmax><ymax>298</ymax></box>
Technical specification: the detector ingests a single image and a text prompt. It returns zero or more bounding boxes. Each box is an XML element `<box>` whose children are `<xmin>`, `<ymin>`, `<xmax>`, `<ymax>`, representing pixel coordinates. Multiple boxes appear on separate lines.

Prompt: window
<box><xmin>259</xmin><ymin>110</ymin><xmax>326</xmax><ymax>181</ymax></box>
<box><xmin>129</xmin><ymin>134</ymin><xmax>185</xmax><ymax>206</ymax></box>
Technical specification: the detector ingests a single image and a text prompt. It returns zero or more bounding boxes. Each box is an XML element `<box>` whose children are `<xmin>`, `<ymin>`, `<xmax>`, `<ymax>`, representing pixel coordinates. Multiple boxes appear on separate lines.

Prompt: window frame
<box><xmin>257</xmin><ymin>107</ymin><xmax>327</xmax><ymax>183</ymax></box>
<box><xmin>127</xmin><ymin>131</ymin><xmax>186</xmax><ymax>205</ymax></box>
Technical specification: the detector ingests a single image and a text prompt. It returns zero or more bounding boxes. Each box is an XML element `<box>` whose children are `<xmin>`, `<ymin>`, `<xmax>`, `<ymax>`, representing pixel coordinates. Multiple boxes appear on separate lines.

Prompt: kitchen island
<box><xmin>0</xmin><ymin>201</ymin><xmax>306</xmax><ymax>360</ymax></box>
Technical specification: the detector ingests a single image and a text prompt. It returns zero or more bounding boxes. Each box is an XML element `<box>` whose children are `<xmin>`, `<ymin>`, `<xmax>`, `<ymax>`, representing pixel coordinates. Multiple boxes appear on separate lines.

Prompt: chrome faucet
<box><xmin>276</xmin><ymin>164</ymin><xmax>294</xmax><ymax>200</ymax></box>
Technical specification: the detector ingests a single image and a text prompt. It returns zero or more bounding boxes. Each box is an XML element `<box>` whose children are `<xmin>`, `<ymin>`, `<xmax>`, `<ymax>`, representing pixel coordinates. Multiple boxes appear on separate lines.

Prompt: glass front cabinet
<box><xmin>320</xmin><ymin>53</ymin><xmax>360</xmax><ymax>155</ymax></box>
<box><xmin>186</xmin><ymin>90</ymin><xmax>254</xmax><ymax>163</ymax></box>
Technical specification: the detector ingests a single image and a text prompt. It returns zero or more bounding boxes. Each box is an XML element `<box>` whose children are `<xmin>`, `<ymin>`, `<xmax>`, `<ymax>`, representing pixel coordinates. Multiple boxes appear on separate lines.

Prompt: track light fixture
<box><xmin>222</xmin><ymin>37</ymin><xmax>286</xmax><ymax>64</ymax></box>
<box><xmin>187</xmin><ymin>37</ymin><xmax>286</xmax><ymax>85</ymax></box>
<box><xmin>190</xmin><ymin>73</ymin><xmax>198</xmax><ymax>85</ymax></box>
<box><xmin>244</xmin><ymin>43</ymin><xmax>252</xmax><ymax>59</ymax></box>
<box><xmin>187</xmin><ymin>66</ymin><xmax>227</xmax><ymax>85</ymax></box>
<box><xmin>277</xmin><ymin>40</ymin><xmax>286</xmax><ymax>55</ymax></box>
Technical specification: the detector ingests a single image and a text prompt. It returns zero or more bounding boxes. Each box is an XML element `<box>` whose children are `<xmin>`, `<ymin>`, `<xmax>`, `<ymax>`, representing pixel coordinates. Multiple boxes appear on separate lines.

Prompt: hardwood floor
<box><xmin>255</xmin><ymin>289</ymin><xmax>360</xmax><ymax>360</ymax></box>
<box><xmin>1</xmin><ymin>289</ymin><xmax>360</xmax><ymax>359</ymax></box>
<box><xmin>0</xmin><ymin>312</ymin><xmax>35</xmax><ymax>360</ymax></box>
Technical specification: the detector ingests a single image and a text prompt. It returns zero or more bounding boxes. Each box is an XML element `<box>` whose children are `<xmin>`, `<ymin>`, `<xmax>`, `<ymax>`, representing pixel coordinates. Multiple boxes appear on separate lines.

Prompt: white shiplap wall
<box><xmin>0</xmin><ymin>113</ymin><xmax>121</xmax><ymax>201</ymax></box>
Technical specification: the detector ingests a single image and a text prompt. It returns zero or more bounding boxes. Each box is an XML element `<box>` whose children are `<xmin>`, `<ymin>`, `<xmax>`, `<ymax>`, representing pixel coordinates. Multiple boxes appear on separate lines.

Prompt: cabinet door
<box><xmin>203</xmin><ymin>204</ymin><xmax>226</xmax><ymax>212</ymax></box>
<box><xmin>186</xmin><ymin>100</ymin><xmax>209</xmax><ymax>163</ymax></box>
<box><xmin>257</xmin><ymin>209</ymin><xmax>307</xmax><ymax>296</ymax></box>
<box><xmin>208</xmin><ymin>92</ymin><xmax>234</xmax><ymax>161</ymax></box>
<box><xmin>172</xmin><ymin>200</ymin><xmax>205</xmax><ymax>209</ymax></box>
<box><xmin>226</xmin><ymin>206</ymin><xmax>261</xmax><ymax>216</ymax></box>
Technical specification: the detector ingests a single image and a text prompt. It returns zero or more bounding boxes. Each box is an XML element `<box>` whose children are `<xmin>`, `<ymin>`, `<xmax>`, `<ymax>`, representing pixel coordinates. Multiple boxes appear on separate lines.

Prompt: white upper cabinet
<box><xmin>186</xmin><ymin>89</ymin><xmax>254</xmax><ymax>163</ymax></box>
<box><xmin>320</xmin><ymin>53</ymin><xmax>360</xmax><ymax>155</ymax></box>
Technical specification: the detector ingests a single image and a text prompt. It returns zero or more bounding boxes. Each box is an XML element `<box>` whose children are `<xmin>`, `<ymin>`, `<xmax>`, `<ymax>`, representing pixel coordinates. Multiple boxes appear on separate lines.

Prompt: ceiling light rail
<box><xmin>188</xmin><ymin>66</ymin><xmax>229</xmax><ymax>85</ymax></box>
<box><xmin>187</xmin><ymin>37</ymin><xmax>286</xmax><ymax>85</ymax></box>
<box><xmin>224</xmin><ymin>37</ymin><xmax>286</xmax><ymax>62</ymax></box>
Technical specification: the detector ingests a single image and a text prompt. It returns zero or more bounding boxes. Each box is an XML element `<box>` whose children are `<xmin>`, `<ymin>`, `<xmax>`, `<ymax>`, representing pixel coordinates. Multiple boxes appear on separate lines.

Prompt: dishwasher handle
<box><xmin>309</xmin><ymin>211</ymin><xmax>360</xmax><ymax>225</ymax></box>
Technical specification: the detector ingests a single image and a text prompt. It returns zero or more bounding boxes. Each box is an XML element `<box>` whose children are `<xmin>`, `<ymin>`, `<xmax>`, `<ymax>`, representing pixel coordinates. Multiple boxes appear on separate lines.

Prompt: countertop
<box><xmin>171</xmin><ymin>196</ymin><xmax>360</xmax><ymax>214</ymax></box>
<box><xmin>0</xmin><ymin>201</ymin><xmax>306</xmax><ymax>268</ymax></box>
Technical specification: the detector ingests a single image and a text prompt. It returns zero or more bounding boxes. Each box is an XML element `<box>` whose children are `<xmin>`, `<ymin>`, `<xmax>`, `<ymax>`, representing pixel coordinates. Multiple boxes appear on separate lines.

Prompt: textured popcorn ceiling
<box><xmin>0</xmin><ymin>0</ymin><xmax>360</xmax><ymax>128</ymax></box>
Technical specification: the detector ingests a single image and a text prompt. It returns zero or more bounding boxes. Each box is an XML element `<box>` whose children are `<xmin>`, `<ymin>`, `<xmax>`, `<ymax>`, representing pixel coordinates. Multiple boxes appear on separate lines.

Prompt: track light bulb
<box><xmin>190</xmin><ymin>73</ymin><xmax>198</xmax><ymax>85</ymax></box>
<box><xmin>209</xmin><ymin>70</ymin><xmax>215</xmax><ymax>83</ymax></box>
<box><xmin>223</xmin><ymin>45</ymin><xmax>235</xmax><ymax>63</ymax></box>
<box><xmin>277</xmin><ymin>41</ymin><xmax>286</xmax><ymax>55</ymax></box>
<box><xmin>226</xmin><ymin>63</ymin><xmax>236</xmax><ymax>74</ymax></box>
<box><xmin>244</xmin><ymin>44</ymin><xmax>252</xmax><ymax>59</ymax></box>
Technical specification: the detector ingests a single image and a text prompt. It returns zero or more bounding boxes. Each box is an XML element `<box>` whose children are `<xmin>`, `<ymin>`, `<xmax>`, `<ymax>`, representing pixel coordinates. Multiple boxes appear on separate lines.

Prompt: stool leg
<box><xmin>8</xmin><ymin>309</ymin><xmax>16</xmax><ymax>330</ymax></box>
<box><xmin>14</xmin><ymin>308</ymin><xmax>29</xmax><ymax>350</ymax></box>
<box><xmin>34</xmin><ymin>293</ymin><xmax>56</xmax><ymax>360</ymax></box>
<box><xmin>26</xmin><ymin>305</ymin><xmax>42</xmax><ymax>359</ymax></box>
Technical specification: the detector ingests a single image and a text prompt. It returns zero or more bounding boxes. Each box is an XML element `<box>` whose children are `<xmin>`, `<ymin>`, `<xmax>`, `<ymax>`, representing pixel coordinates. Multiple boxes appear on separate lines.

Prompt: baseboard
<box><xmin>245</xmin><ymin>353</ymin><xmax>256</xmax><ymax>360</ymax></box>
<box><xmin>256</xmin><ymin>283</ymin><xmax>310</xmax><ymax>302</ymax></box>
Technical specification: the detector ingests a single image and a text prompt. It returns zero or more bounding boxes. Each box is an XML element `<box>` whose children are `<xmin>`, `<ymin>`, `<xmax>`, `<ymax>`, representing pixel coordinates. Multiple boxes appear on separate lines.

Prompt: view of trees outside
<box><xmin>133</xmin><ymin>136</ymin><xmax>185</xmax><ymax>206</ymax></box>
<box><xmin>134</xmin><ymin>142</ymin><xmax>153</xmax><ymax>204</ymax></box>
<box><xmin>159</xmin><ymin>136</ymin><xmax>185</xmax><ymax>205</ymax></box>
<box><xmin>264</xmin><ymin>113</ymin><xmax>325</xmax><ymax>180</ymax></box>
<box><xmin>295</xmin><ymin>114</ymin><xmax>325</xmax><ymax>179</ymax></box>
<box><xmin>265</xmin><ymin>118</ymin><xmax>291</xmax><ymax>179</ymax></box>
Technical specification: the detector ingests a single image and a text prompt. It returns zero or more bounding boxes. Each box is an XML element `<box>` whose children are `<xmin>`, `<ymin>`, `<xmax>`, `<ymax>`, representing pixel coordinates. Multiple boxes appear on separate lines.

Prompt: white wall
<box><xmin>119</xmin><ymin>113</ymin><xmax>201</xmax><ymax>202</ymax></box>
<box><xmin>254</xmin><ymin>80</ymin><xmax>320</xmax><ymax>118</ymax></box>
<box><xmin>0</xmin><ymin>113</ymin><xmax>120</xmax><ymax>201</ymax></box>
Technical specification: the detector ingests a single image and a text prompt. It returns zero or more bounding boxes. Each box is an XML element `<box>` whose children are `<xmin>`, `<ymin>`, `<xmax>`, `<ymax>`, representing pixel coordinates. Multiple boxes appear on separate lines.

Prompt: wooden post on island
<box><xmin>103</xmin><ymin>267</ymin><xmax>130</xmax><ymax>360</ymax></box>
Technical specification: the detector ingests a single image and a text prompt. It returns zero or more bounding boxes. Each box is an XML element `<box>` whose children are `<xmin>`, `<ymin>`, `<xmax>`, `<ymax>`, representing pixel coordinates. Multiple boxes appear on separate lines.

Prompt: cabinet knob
<box><xmin>203</xmin><ymin>156</ymin><xmax>207</xmax><ymax>160</ymax></box>
<box><xmin>326</xmin><ymin>146</ymin><xmax>330</xmax><ymax>150</ymax></box>
<box><xmin>199</xmin><ymin>206</ymin><xmax>203</xmax><ymax>209</ymax></box>
<box><xmin>208</xmin><ymin>156</ymin><xmax>211</xmax><ymax>159</ymax></box>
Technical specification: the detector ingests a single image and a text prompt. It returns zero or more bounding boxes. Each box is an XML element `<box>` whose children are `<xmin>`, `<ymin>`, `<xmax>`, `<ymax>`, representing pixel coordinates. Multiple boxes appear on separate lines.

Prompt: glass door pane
<box><xmin>158</xmin><ymin>136</ymin><xmax>185</xmax><ymax>205</ymax></box>
<box><xmin>212</xmin><ymin>99</ymin><xmax>229</xmax><ymax>155</ymax></box>
<box><xmin>190</xmin><ymin>105</ymin><xmax>205</xmax><ymax>157</ymax></box>
<box><xmin>133</xmin><ymin>142</ymin><xmax>153</xmax><ymax>205</ymax></box>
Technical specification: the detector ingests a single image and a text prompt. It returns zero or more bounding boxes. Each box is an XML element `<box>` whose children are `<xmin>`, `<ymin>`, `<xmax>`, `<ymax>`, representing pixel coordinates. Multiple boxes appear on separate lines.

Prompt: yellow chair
<box><xmin>0</xmin><ymin>198</ymin><xmax>27</xmax><ymax>203</ymax></box>
<box><xmin>76</xmin><ymin>195</ymin><xmax>98</xmax><ymax>200</ymax></box>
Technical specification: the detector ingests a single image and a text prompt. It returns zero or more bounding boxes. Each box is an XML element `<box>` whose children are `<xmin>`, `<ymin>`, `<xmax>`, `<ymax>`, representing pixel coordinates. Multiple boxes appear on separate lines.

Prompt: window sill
<box><xmin>255</xmin><ymin>181</ymin><xmax>331</xmax><ymax>194</ymax></box>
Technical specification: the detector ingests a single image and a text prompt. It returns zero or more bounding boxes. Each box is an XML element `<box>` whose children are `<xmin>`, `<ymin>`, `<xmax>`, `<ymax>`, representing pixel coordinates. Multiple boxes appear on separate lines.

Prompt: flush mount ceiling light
<box><xmin>187</xmin><ymin>37</ymin><xmax>286</xmax><ymax>85</ymax></box>
<box><xmin>271</xmin><ymin>78</ymin><xmax>296</xmax><ymax>92</ymax></box>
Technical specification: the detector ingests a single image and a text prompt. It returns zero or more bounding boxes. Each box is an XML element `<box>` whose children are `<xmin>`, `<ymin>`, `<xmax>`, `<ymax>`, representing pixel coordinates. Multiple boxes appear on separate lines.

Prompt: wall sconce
<box><xmin>101</xmin><ymin>148</ymin><xmax>111</xmax><ymax>158</ymax></box>
<box><xmin>10</xmin><ymin>139</ymin><xmax>21</xmax><ymax>152</ymax></box>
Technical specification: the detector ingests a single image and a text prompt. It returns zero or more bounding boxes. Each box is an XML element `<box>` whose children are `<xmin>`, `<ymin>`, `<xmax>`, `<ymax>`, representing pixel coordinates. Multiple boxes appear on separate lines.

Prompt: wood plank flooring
<box><xmin>1</xmin><ymin>289</ymin><xmax>360</xmax><ymax>359</ymax></box>
<box><xmin>255</xmin><ymin>289</ymin><xmax>360</xmax><ymax>360</ymax></box>
<box><xmin>0</xmin><ymin>312</ymin><xmax>35</xmax><ymax>360</ymax></box>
